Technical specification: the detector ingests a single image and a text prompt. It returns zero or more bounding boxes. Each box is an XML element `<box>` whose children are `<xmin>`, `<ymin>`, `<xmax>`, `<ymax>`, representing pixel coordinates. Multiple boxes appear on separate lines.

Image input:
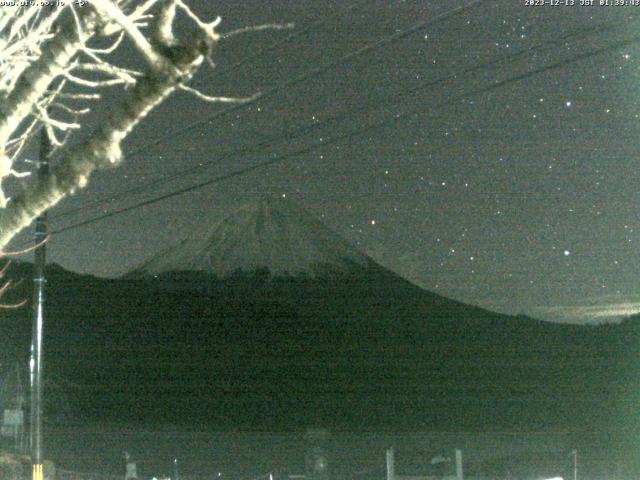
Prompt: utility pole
<box><xmin>455</xmin><ymin>449</ymin><xmax>463</xmax><ymax>480</ymax></box>
<box><xmin>386</xmin><ymin>447</ymin><xmax>394</xmax><ymax>480</ymax></box>
<box><xmin>16</xmin><ymin>362</ymin><xmax>25</xmax><ymax>453</ymax></box>
<box><xmin>30</xmin><ymin>126</ymin><xmax>49</xmax><ymax>480</ymax></box>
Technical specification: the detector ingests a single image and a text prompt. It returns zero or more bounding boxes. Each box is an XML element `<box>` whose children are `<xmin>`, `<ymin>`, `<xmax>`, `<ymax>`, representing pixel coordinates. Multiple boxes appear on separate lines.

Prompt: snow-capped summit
<box><xmin>132</xmin><ymin>196</ymin><xmax>372</xmax><ymax>278</ymax></box>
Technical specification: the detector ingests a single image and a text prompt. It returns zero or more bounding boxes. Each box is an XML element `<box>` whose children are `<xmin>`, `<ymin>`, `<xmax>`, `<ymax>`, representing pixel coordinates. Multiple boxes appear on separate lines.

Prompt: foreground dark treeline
<box><xmin>1</xmin><ymin>261</ymin><xmax>639</xmax><ymax>475</ymax></box>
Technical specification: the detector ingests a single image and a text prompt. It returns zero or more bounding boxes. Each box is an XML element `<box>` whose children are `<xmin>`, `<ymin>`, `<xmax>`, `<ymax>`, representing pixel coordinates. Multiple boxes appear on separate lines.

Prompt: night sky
<box><xmin>8</xmin><ymin>0</ymin><xmax>640</xmax><ymax>323</ymax></box>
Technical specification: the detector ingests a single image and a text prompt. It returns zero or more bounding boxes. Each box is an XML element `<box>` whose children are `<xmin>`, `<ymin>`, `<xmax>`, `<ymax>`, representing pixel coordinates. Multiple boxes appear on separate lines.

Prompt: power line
<box><xmin>50</xmin><ymin>1</ymin><xmax>483</xmax><ymax>220</ymax></box>
<box><xmin>44</xmin><ymin>1</ymin><xmax>385</xmax><ymax>221</ymax></box>
<box><xmin>52</xmin><ymin>33</ymin><xmax>638</xmax><ymax>236</ymax></box>
<box><xmin>113</xmin><ymin>0</ymin><xmax>484</xmax><ymax>159</ymax></box>
<box><xmin>51</xmin><ymin>19</ymin><xmax>616</xmax><ymax>221</ymax></box>
<box><xmin>54</xmin><ymin>7</ymin><xmax>384</xmax><ymax>217</ymax></box>
<box><xmin>45</xmin><ymin>33</ymin><xmax>640</xmax><ymax>240</ymax></box>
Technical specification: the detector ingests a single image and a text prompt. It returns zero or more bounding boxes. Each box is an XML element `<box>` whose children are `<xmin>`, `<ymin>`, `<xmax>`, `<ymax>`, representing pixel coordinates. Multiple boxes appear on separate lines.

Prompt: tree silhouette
<box><xmin>0</xmin><ymin>1</ymin><xmax>265</xmax><ymax>251</ymax></box>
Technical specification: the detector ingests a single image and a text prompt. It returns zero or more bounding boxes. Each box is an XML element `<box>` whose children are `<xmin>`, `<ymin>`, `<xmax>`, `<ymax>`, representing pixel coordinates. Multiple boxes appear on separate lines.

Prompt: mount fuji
<box><xmin>130</xmin><ymin>197</ymin><xmax>373</xmax><ymax>278</ymax></box>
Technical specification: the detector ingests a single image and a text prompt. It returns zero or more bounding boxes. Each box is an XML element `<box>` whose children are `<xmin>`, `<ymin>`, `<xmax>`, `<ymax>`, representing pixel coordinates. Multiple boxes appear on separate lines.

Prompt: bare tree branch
<box><xmin>0</xmin><ymin>6</ymin><xmax>102</xmax><ymax>147</ymax></box>
<box><xmin>0</xmin><ymin>1</ymin><xmax>287</xmax><ymax>253</ymax></box>
<box><xmin>178</xmin><ymin>84</ymin><xmax>258</xmax><ymax>103</ymax></box>
<box><xmin>221</xmin><ymin>22</ymin><xmax>294</xmax><ymax>40</ymax></box>
<box><xmin>91</xmin><ymin>0</ymin><xmax>164</xmax><ymax>68</ymax></box>
<box><xmin>0</xmin><ymin>2</ymin><xmax>220</xmax><ymax>250</ymax></box>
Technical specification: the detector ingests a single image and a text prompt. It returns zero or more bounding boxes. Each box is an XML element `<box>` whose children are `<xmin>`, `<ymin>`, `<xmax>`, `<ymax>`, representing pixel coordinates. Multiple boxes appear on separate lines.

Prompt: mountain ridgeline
<box><xmin>129</xmin><ymin>198</ymin><xmax>372</xmax><ymax>279</ymax></box>
<box><xmin>1</xmin><ymin>199</ymin><xmax>638</xmax><ymax>443</ymax></box>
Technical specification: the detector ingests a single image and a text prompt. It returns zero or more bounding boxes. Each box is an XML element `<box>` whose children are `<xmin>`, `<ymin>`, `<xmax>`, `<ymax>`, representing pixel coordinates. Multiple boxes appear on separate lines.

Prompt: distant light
<box><xmin>564</xmin><ymin>250</ymin><xmax>571</xmax><ymax>256</ymax></box>
<box><xmin>370</xmin><ymin>220</ymin><xmax>376</xmax><ymax>225</ymax></box>
<box><xmin>565</xmin><ymin>100</ymin><xmax>572</xmax><ymax>107</ymax></box>
<box><xmin>543</xmin><ymin>477</ymin><xmax>563</xmax><ymax>480</ymax></box>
